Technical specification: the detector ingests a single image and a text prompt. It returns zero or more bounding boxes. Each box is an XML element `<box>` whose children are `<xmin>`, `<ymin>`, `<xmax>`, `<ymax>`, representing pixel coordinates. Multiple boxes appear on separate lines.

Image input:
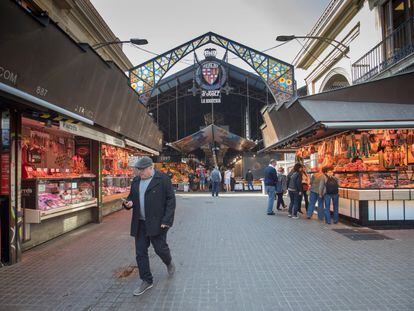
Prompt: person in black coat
<box><xmin>124</xmin><ymin>157</ymin><xmax>176</xmax><ymax>296</ymax></box>
<box><xmin>245</xmin><ymin>169</ymin><xmax>254</xmax><ymax>191</ymax></box>
<box><xmin>264</xmin><ymin>159</ymin><xmax>278</xmax><ymax>215</ymax></box>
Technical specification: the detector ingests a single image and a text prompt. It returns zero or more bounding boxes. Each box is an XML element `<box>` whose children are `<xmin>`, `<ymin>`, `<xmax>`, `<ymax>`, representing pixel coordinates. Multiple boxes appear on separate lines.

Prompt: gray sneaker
<box><xmin>167</xmin><ymin>261</ymin><xmax>176</xmax><ymax>276</ymax></box>
<box><xmin>133</xmin><ymin>281</ymin><xmax>153</xmax><ymax>296</ymax></box>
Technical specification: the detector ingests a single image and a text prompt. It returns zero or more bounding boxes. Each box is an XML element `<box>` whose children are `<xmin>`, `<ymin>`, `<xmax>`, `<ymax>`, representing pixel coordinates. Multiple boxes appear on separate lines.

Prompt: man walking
<box><xmin>123</xmin><ymin>157</ymin><xmax>176</xmax><ymax>296</ymax></box>
<box><xmin>264</xmin><ymin>159</ymin><xmax>278</xmax><ymax>215</ymax></box>
<box><xmin>210</xmin><ymin>166</ymin><xmax>222</xmax><ymax>197</ymax></box>
<box><xmin>245</xmin><ymin>169</ymin><xmax>254</xmax><ymax>191</ymax></box>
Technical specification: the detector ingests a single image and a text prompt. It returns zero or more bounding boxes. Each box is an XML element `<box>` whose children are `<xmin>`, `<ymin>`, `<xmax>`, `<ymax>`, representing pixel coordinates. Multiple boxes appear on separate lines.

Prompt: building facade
<box><xmin>296</xmin><ymin>0</ymin><xmax>414</xmax><ymax>94</ymax></box>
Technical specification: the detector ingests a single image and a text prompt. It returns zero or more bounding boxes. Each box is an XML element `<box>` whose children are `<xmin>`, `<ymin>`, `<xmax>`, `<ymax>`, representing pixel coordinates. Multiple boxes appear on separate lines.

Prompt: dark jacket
<box><xmin>245</xmin><ymin>171</ymin><xmax>254</xmax><ymax>182</ymax></box>
<box><xmin>287</xmin><ymin>171</ymin><xmax>302</xmax><ymax>192</ymax></box>
<box><xmin>127</xmin><ymin>170</ymin><xmax>176</xmax><ymax>237</ymax></box>
<box><xmin>276</xmin><ymin>173</ymin><xmax>287</xmax><ymax>193</ymax></box>
<box><xmin>264</xmin><ymin>165</ymin><xmax>278</xmax><ymax>187</ymax></box>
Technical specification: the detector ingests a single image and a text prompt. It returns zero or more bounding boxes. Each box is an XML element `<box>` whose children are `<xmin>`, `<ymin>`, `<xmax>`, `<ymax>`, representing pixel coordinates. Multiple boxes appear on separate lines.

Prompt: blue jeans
<box><xmin>307</xmin><ymin>191</ymin><xmax>325</xmax><ymax>220</ymax></box>
<box><xmin>266</xmin><ymin>186</ymin><xmax>276</xmax><ymax>214</ymax></box>
<box><xmin>247</xmin><ymin>181</ymin><xmax>254</xmax><ymax>191</ymax></box>
<box><xmin>324</xmin><ymin>193</ymin><xmax>339</xmax><ymax>224</ymax></box>
<box><xmin>288</xmin><ymin>191</ymin><xmax>301</xmax><ymax>216</ymax></box>
<box><xmin>212</xmin><ymin>181</ymin><xmax>220</xmax><ymax>196</ymax></box>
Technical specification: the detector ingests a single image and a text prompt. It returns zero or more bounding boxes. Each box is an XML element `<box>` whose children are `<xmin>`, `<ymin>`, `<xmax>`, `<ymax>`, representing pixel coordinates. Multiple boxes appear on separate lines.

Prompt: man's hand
<box><xmin>161</xmin><ymin>224</ymin><xmax>170</xmax><ymax>229</ymax></box>
<box><xmin>123</xmin><ymin>200</ymin><xmax>133</xmax><ymax>209</ymax></box>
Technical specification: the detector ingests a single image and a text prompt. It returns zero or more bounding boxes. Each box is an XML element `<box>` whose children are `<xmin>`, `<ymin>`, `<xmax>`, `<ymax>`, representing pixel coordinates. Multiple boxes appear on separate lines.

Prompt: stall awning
<box><xmin>260</xmin><ymin>72</ymin><xmax>414</xmax><ymax>153</ymax></box>
<box><xmin>0</xmin><ymin>1</ymin><xmax>162</xmax><ymax>151</ymax></box>
<box><xmin>168</xmin><ymin>124</ymin><xmax>256</xmax><ymax>154</ymax></box>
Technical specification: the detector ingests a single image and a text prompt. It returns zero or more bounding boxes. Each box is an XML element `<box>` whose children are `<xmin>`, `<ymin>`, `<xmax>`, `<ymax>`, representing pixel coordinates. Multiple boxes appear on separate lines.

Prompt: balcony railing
<box><xmin>352</xmin><ymin>16</ymin><xmax>414</xmax><ymax>84</ymax></box>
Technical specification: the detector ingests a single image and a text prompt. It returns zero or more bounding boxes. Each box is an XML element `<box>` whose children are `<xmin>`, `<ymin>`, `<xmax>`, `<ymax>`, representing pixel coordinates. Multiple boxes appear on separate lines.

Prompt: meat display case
<box><xmin>334</xmin><ymin>170</ymin><xmax>414</xmax><ymax>189</ymax></box>
<box><xmin>22</xmin><ymin>176</ymin><xmax>97</xmax><ymax>223</ymax></box>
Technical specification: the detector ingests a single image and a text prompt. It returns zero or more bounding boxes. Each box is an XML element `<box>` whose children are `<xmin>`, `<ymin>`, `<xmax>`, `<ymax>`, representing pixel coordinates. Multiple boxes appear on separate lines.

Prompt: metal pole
<box><xmin>246</xmin><ymin>76</ymin><xmax>250</xmax><ymax>139</ymax></box>
<box><xmin>156</xmin><ymin>92</ymin><xmax>159</xmax><ymax>126</ymax></box>
<box><xmin>176</xmin><ymin>81</ymin><xmax>179</xmax><ymax>140</ymax></box>
<box><xmin>211</xmin><ymin>101</ymin><xmax>214</xmax><ymax>125</ymax></box>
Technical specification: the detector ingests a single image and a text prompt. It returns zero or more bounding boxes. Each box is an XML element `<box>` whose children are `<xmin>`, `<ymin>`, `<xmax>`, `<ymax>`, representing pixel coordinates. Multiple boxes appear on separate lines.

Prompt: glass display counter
<box><xmin>335</xmin><ymin>170</ymin><xmax>414</xmax><ymax>189</ymax></box>
<box><xmin>22</xmin><ymin>176</ymin><xmax>97</xmax><ymax>223</ymax></box>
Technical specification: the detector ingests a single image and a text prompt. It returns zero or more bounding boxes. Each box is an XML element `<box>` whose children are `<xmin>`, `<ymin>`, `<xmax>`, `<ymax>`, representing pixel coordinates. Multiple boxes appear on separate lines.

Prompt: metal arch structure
<box><xmin>129</xmin><ymin>32</ymin><xmax>295</xmax><ymax>105</ymax></box>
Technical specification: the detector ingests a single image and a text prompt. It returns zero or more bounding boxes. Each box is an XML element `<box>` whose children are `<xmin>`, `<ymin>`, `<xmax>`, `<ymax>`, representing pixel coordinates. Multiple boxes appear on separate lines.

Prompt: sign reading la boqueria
<box><xmin>200</xmin><ymin>90</ymin><xmax>221</xmax><ymax>104</ymax></box>
<box><xmin>196</xmin><ymin>49</ymin><xmax>227</xmax><ymax>104</ymax></box>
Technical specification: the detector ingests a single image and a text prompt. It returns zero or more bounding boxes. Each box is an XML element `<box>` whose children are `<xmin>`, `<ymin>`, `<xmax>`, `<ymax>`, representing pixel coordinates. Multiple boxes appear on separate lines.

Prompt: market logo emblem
<box><xmin>195</xmin><ymin>49</ymin><xmax>227</xmax><ymax>91</ymax></box>
<box><xmin>202</xmin><ymin>62</ymin><xmax>220</xmax><ymax>85</ymax></box>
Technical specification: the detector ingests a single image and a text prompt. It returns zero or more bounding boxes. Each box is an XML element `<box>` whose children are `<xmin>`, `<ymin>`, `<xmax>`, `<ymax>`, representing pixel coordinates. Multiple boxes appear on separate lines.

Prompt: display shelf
<box><xmin>333</xmin><ymin>170</ymin><xmax>414</xmax><ymax>189</ymax></box>
<box><xmin>22</xmin><ymin>177</ymin><xmax>97</xmax><ymax>217</ymax></box>
<box><xmin>24</xmin><ymin>199</ymin><xmax>97</xmax><ymax>224</ymax></box>
<box><xmin>24</xmin><ymin>174</ymin><xmax>96</xmax><ymax>181</ymax></box>
<box><xmin>102</xmin><ymin>192</ymin><xmax>129</xmax><ymax>203</ymax></box>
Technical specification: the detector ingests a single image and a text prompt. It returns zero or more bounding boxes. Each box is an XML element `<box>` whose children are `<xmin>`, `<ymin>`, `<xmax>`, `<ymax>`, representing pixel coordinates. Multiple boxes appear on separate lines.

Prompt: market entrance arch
<box><xmin>129</xmin><ymin>32</ymin><xmax>295</xmax><ymax>106</ymax></box>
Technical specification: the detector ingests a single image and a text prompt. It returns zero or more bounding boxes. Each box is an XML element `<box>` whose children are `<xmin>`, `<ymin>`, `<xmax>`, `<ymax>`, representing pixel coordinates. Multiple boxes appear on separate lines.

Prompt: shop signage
<box><xmin>200</xmin><ymin>90</ymin><xmax>221</xmax><ymax>104</ymax></box>
<box><xmin>125</xmin><ymin>139</ymin><xmax>159</xmax><ymax>156</ymax></box>
<box><xmin>0</xmin><ymin>66</ymin><xmax>18</xmax><ymax>85</ymax></box>
<box><xmin>59</xmin><ymin>121</ymin><xmax>125</xmax><ymax>148</ymax></box>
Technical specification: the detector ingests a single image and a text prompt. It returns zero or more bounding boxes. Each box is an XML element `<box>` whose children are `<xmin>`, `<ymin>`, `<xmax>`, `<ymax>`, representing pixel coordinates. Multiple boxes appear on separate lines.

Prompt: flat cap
<box><xmin>134</xmin><ymin>156</ymin><xmax>153</xmax><ymax>169</ymax></box>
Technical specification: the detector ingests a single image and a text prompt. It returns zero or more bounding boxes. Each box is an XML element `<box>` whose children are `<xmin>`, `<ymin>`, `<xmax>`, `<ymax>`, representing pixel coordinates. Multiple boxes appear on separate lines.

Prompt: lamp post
<box><xmin>276</xmin><ymin>35</ymin><xmax>349</xmax><ymax>58</ymax></box>
<box><xmin>92</xmin><ymin>38</ymin><xmax>148</xmax><ymax>50</ymax></box>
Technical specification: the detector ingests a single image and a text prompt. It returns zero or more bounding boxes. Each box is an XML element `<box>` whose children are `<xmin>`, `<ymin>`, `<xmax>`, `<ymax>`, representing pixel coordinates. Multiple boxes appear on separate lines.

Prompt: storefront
<box><xmin>101</xmin><ymin>143</ymin><xmax>149</xmax><ymax>216</ymax></box>
<box><xmin>260</xmin><ymin>72</ymin><xmax>414</xmax><ymax>228</ymax></box>
<box><xmin>0</xmin><ymin>1</ymin><xmax>162</xmax><ymax>265</ymax></box>
<box><xmin>21</xmin><ymin>117</ymin><xmax>99</xmax><ymax>249</ymax></box>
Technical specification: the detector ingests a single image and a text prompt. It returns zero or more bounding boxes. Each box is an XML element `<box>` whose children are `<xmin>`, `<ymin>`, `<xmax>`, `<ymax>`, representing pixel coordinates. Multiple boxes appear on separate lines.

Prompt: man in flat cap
<box><xmin>123</xmin><ymin>156</ymin><xmax>176</xmax><ymax>296</ymax></box>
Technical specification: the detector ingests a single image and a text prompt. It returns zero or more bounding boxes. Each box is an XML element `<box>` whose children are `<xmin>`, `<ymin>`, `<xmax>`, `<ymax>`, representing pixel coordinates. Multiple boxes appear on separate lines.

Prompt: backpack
<box><xmin>325</xmin><ymin>176</ymin><xmax>339</xmax><ymax>194</ymax></box>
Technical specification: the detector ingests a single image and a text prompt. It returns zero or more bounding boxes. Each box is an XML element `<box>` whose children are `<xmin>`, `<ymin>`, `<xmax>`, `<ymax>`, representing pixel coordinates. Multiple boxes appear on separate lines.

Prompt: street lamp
<box><xmin>276</xmin><ymin>35</ymin><xmax>349</xmax><ymax>58</ymax></box>
<box><xmin>92</xmin><ymin>38</ymin><xmax>148</xmax><ymax>50</ymax></box>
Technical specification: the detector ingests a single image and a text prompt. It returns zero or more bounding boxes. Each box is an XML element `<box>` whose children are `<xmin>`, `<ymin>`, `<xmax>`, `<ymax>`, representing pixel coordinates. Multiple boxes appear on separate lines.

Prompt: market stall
<box><xmin>260</xmin><ymin>72</ymin><xmax>414</xmax><ymax>228</ymax></box>
<box><xmin>155</xmin><ymin>162</ymin><xmax>192</xmax><ymax>191</ymax></box>
<box><xmin>21</xmin><ymin>118</ymin><xmax>97</xmax><ymax>218</ymax></box>
<box><xmin>296</xmin><ymin>129</ymin><xmax>414</xmax><ymax>227</ymax></box>
<box><xmin>101</xmin><ymin>144</ymin><xmax>146</xmax><ymax>215</ymax></box>
<box><xmin>20</xmin><ymin>117</ymin><xmax>98</xmax><ymax>248</ymax></box>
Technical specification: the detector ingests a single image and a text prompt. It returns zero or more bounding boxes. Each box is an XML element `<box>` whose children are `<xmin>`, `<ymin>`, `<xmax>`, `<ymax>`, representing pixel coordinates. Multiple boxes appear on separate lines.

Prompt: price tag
<box><xmin>51</xmin><ymin>168</ymin><xmax>55</xmax><ymax>173</ymax></box>
<box><xmin>72</xmin><ymin>182</ymin><xmax>77</xmax><ymax>189</ymax></box>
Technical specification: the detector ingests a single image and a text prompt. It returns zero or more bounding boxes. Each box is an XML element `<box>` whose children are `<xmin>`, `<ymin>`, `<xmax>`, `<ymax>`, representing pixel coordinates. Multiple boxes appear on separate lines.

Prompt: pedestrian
<box><xmin>210</xmin><ymin>166</ymin><xmax>222</xmax><ymax>197</ymax></box>
<box><xmin>245</xmin><ymin>169</ymin><xmax>254</xmax><ymax>191</ymax></box>
<box><xmin>264</xmin><ymin>159</ymin><xmax>278</xmax><ymax>215</ymax></box>
<box><xmin>198</xmin><ymin>166</ymin><xmax>206</xmax><ymax>191</ymax></box>
<box><xmin>306</xmin><ymin>168</ymin><xmax>325</xmax><ymax>220</ymax></box>
<box><xmin>205</xmin><ymin>169</ymin><xmax>211</xmax><ymax>191</ymax></box>
<box><xmin>287</xmin><ymin>163</ymin><xmax>303</xmax><ymax>219</ymax></box>
<box><xmin>123</xmin><ymin>156</ymin><xmax>176</xmax><ymax>296</ymax></box>
<box><xmin>188</xmin><ymin>170</ymin><xmax>195</xmax><ymax>192</ymax></box>
<box><xmin>299</xmin><ymin>169</ymin><xmax>310</xmax><ymax>214</ymax></box>
<box><xmin>275</xmin><ymin>167</ymin><xmax>287</xmax><ymax>210</ymax></box>
<box><xmin>319</xmin><ymin>167</ymin><xmax>340</xmax><ymax>224</ymax></box>
<box><xmin>224</xmin><ymin>168</ymin><xmax>232</xmax><ymax>192</ymax></box>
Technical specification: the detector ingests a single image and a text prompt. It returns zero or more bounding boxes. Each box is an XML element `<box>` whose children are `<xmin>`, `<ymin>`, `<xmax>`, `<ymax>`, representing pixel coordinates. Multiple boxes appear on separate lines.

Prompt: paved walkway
<box><xmin>0</xmin><ymin>194</ymin><xmax>413</xmax><ymax>311</ymax></box>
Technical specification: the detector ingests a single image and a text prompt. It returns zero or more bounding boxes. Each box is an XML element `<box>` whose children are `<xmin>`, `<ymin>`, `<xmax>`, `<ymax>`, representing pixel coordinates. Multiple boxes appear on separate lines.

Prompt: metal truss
<box><xmin>129</xmin><ymin>32</ymin><xmax>295</xmax><ymax>105</ymax></box>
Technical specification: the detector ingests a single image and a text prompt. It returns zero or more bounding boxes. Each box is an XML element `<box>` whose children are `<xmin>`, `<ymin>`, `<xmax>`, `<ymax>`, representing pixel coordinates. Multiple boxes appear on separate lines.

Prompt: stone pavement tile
<box><xmin>0</xmin><ymin>195</ymin><xmax>413</xmax><ymax>310</ymax></box>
